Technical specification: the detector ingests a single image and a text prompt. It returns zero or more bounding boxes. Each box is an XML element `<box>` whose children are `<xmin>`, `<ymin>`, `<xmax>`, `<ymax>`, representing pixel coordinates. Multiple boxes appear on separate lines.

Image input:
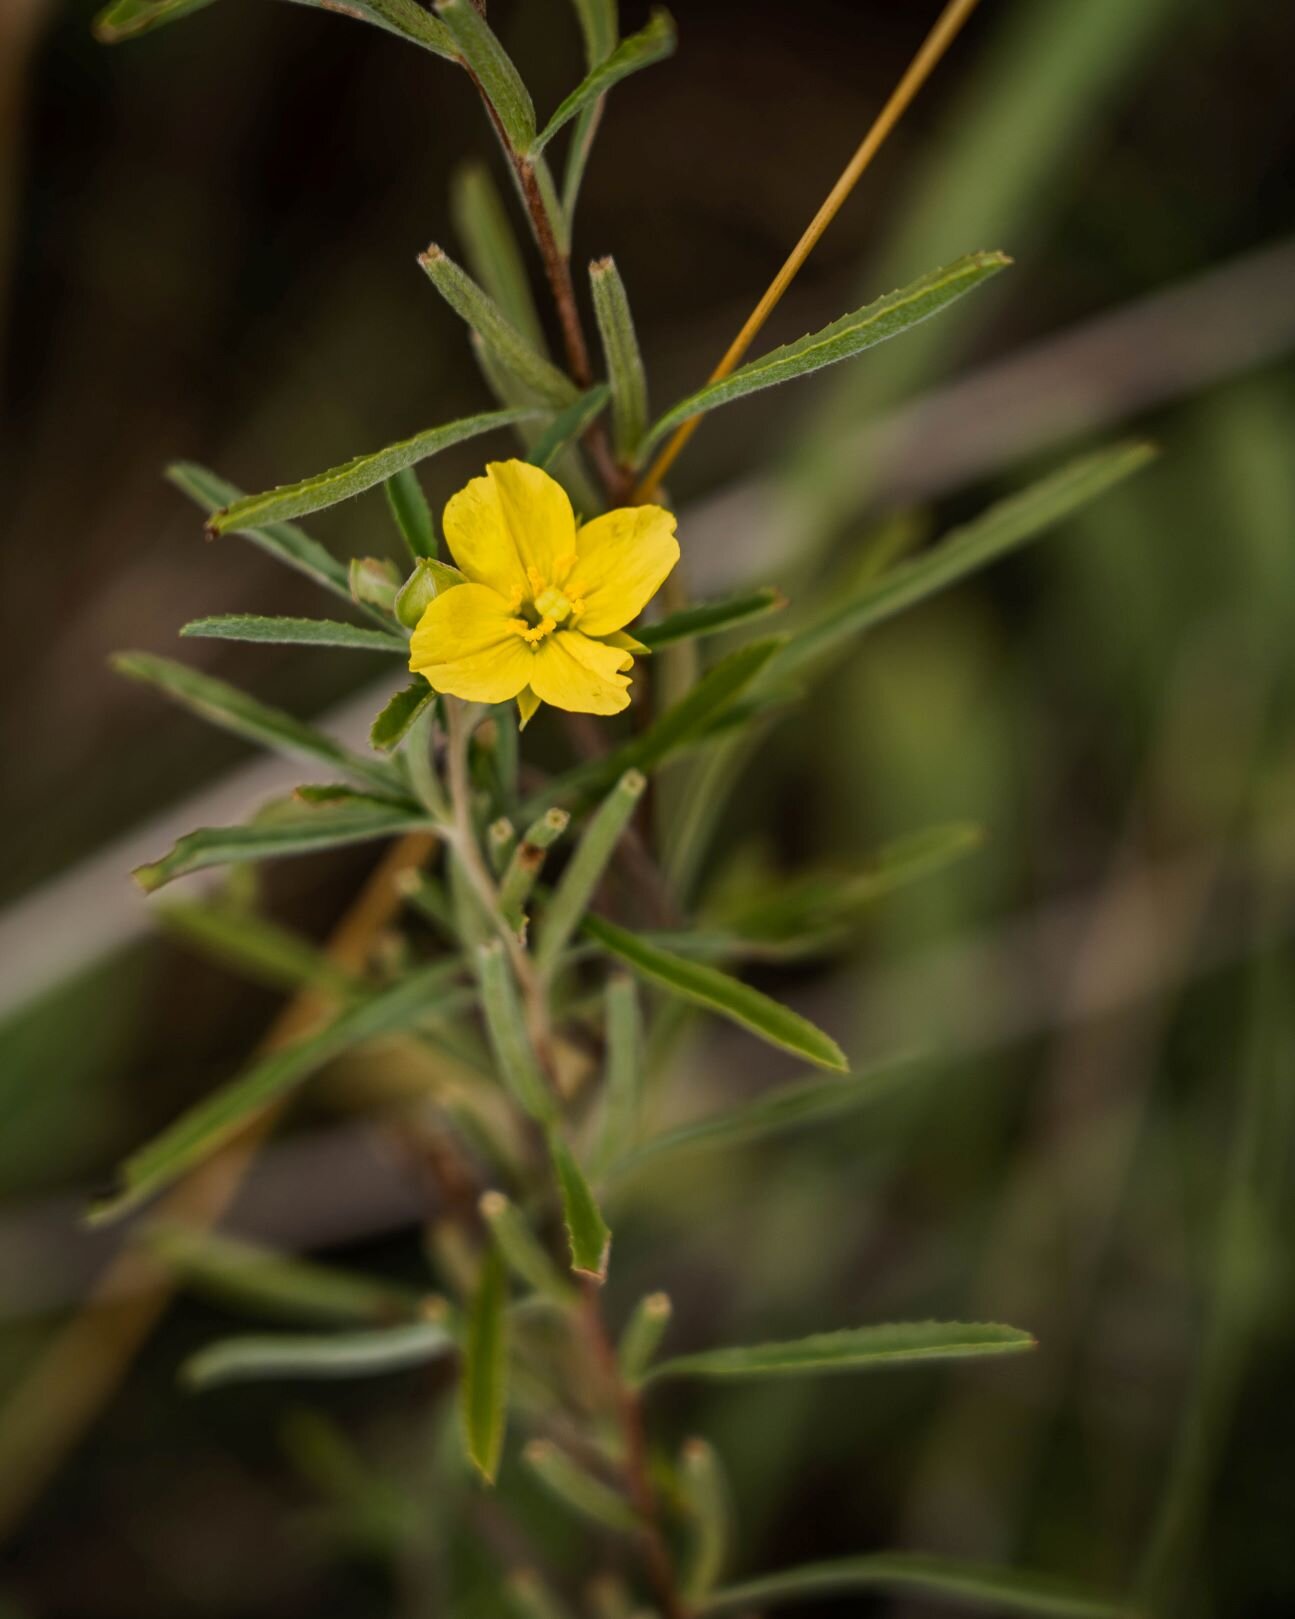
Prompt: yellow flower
<box><xmin>409</xmin><ymin>460</ymin><xmax>679</xmax><ymax>723</ymax></box>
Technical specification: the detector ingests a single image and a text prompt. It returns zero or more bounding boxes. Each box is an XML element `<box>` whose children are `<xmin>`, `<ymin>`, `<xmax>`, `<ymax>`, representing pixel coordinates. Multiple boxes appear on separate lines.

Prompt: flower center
<box><xmin>509</xmin><ymin>570</ymin><xmax>585</xmax><ymax>647</ymax></box>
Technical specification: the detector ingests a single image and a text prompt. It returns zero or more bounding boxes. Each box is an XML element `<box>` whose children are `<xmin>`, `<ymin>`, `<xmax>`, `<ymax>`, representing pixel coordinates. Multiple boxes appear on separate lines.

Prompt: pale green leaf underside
<box><xmin>532</xmin><ymin>8</ymin><xmax>677</xmax><ymax>154</ymax></box>
<box><xmin>584</xmin><ymin>914</ymin><xmax>847</xmax><ymax>1073</ymax></box>
<box><xmin>209</xmin><ymin>408</ymin><xmax>534</xmax><ymax>533</ymax></box>
<box><xmin>698</xmin><ymin>1553</ymin><xmax>1130</xmax><ymax>1618</ymax></box>
<box><xmin>182</xmin><ymin>1321</ymin><xmax>455</xmax><ymax>1390</ymax></box>
<box><xmin>180</xmin><ymin>615</ymin><xmax>408</xmax><ymax>652</ymax></box>
<box><xmin>649</xmin><ymin>1321</ymin><xmax>1035</xmax><ymax>1383</ymax></box>
<box><xmin>92</xmin><ymin>962</ymin><xmax>458</xmax><ymax>1221</ymax></box>
<box><xmin>642</xmin><ymin>252</ymin><xmax>1011</xmax><ymax>455</ymax></box>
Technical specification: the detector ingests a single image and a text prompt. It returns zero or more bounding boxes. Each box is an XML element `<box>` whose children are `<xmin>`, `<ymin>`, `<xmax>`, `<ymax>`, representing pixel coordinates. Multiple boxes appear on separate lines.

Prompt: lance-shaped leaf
<box><xmin>451</xmin><ymin>162</ymin><xmax>548</xmax><ymax>356</ymax></box>
<box><xmin>370</xmin><ymin>679</ymin><xmax>437</xmax><ymax>753</ymax></box>
<box><xmin>524</xmin><ymin>1440</ymin><xmax>638</xmax><ymax>1532</ymax></box>
<box><xmin>584</xmin><ymin>915</ymin><xmax>847</xmax><ymax>1073</ymax></box>
<box><xmin>435</xmin><ymin>0</ymin><xmax>535</xmax><ymax>153</ymax></box>
<box><xmin>206</xmin><ymin>409</ymin><xmax>532</xmax><ymax>534</ymax></box>
<box><xmin>617</xmin><ymin>1292</ymin><xmax>672</xmax><ymax>1385</ymax></box>
<box><xmin>113</xmin><ymin>652</ymin><xmax>401</xmax><ymax>795</ymax></box>
<box><xmin>460</xmin><ymin>1249</ymin><xmax>509</xmax><ymax>1484</ymax></box>
<box><xmin>568</xmin><ymin>0</ymin><xmax>617</xmax><ymax>64</ymax></box>
<box><xmin>590</xmin><ymin>257</ymin><xmax>649</xmax><ymax>462</ymax></box>
<box><xmin>94</xmin><ymin>0</ymin><xmax>218</xmax><ymax>41</ymax></box>
<box><xmin>422</xmin><ymin>246</ymin><xmax>579</xmax><ymax>408</ymax></box>
<box><xmin>183</xmin><ymin>1319</ymin><xmax>455</xmax><ymax>1391</ymax></box>
<box><xmin>157</xmin><ymin>899</ymin><xmax>357</xmax><ymax>995</ymax></box>
<box><xmin>697</xmin><ymin>1554</ymin><xmax>1130</xmax><ymax>1618</ymax></box>
<box><xmin>480</xmin><ymin>1191</ymin><xmax>576</xmax><ymax>1305</ymax></box>
<box><xmin>146</xmin><ymin>1223</ymin><xmax>422</xmax><ymax>1326</ymax></box>
<box><xmin>180</xmin><ymin>615</ymin><xmax>407</xmax><ymax>653</ymax></box>
<box><xmin>641</xmin><ymin>253</ymin><xmax>1010</xmax><ymax>456</ymax></box>
<box><xmin>385</xmin><ymin>467</ymin><xmax>437</xmax><ymax>560</ymax></box>
<box><xmin>133</xmin><ymin>796</ymin><xmax>428</xmax><ymax>893</ymax></box>
<box><xmin>784</xmin><ymin>441</ymin><xmax>1159</xmax><ymax>672</ymax></box>
<box><xmin>648</xmin><ymin>1321</ymin><xmax>1035</xmax><ymax>1384</ymax></box>
<box><xmin>534</xmin><ymin>771</ymin><xmax>646</xmax><ymax>975</ymax></box>
<box><xmin>680</xmin><ymin>1438</ymin><xmax>732</xmax><ymax>1600</ymax></box>
<box><xmin>637</xmin><ymin>588</ymin><xmax>787</xmax><ymax>651</ymax></box>
<box><xmin>475</xmin><ymin>941</ymin><xmax>556</xmax><ymax>1122</ymax></box>
<box><xmin>594</xmin><ymin>974</ymin><xmax>641</xmax><ymax>1171</ymax></box>
<box><xmin>547</xmin><ymin>1131</ymin><xmax>611</xmax><ymax>1281</ymax></box>
<box><xmin>532</xmin><ymin>10</ymin><xmax>676</xmax><ymax>154</ymax></box>
<box><xmin>498</xmin><ymin>807</ymin><xmax>570</xmax><ymax>934</ymax></box>
<box><xmin>527</xmin><ymin>385</ymin><xmax>610</xmax><ymax>472</ymax></box>
<box><xmin>92</xmin><ymin>962</ymin><xmax>459</xmax><ymax>1219</ymax></box>
<box><xmin>561</xmin><ymin>0</ymin><xmax>617</xmax><ymax>229</ymax></box>
<box><xmin>608</xmin><ymin>1056</ymin><xmax>917</xmax><ymax>1181</ymax></box>
<box><xmin>169</xmin><ymin>463</ymin><xmax>352</xmax><ymax>602</ymax></box>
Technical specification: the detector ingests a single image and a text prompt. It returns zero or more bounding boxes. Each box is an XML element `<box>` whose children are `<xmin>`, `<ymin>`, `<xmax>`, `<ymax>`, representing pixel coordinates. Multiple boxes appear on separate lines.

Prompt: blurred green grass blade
<box><xmin>637</xmin><ymin>588</ymin><xmax>787</xmax><ymax>650</ymax></box>
<box><xmin>649</xmin><ymin>1321</ymin><xmax>1035</xmax><ymax>1384</ymax></box>
<box><xmin>112</xmin><ymin>651</ymin><xmax>401</xmax><ymax>795</ymax></box>
<box><xmin>92</xmin><ymin>962</ymin><xmax>458</xmax><ymax>1219</ymax></box>
<box><xmin>385</xmin><ymin>467</ymin><xmax>437</xmax><ymax>560</ymax></box>
<box><xmin>532</xmin><ymin>10</ymin><xmax>676</xmax><ymax>154</ymax></box>
<box><xmin>132</xmin><ymin>796</ymin><xmax>429</xmax><ymax>892</ymax></box>
<box><xmin>609</xmin><ymin>1057</ymin><xmax>916</xmax><ymax>1182</ymax></box>
<box><xmin>182</xmin><ymin>1320</ymin><xmax>455</xmax><ymax>1391</ymax></box>
<box><xmin>698</xmin><ymin>1554</ymin><xmax>1128</xmax><ymax>1617</ymax></box>
<box><xmin>534</xmin><ymin>770</ymin><xmax>646</xmax><ymax>975</ymax></box>
<box><xmin>451</xmin><ymin>161</ymin><xmax>548</xmax><ymax>356</ymax></box>
<box><xmin>146</xmin><ymin>1223</ymin><xmax>422</xmax><ymax>1326</ymax></box>
<box><xmin>370</xmin><ymin>680</ymin><xmax>436</xmax><ymax>753</ymax></box>
<box><xmin>547</xmin><ymin>1130</ymin><xmax>611</xmax><ymax>1281</ymax></box>
<box><xmin>583</xmin><ymin>915</ymin><xmax>847</xmax><ymax>1073</ymax></box>
<box><xmin>680</xmin><ymin>1437</ymin><xmax>732</xmax><ymax>1600</ymax></box>
<box><xmin>526</xmin><ymin>385</ymin><xmax>609</xmax><ymax>472</ymax></box>
<box><xmin>156</xmin><ymin>898</ymin><xmax>357</xmax><ymax>995</ymax></box>
<box><xmin>590</xmin><ymin>257</ymin><xmax>650</xmax><ymax>463</ymax></box>
<box><xmin>435</xmin><ymin>0</ymin><xmax>535</xmax><ymax>152</ymax></box>
<box><xmin>523</xmin><ymin>1439</ymin><xmax>637</xmax><ymax>1531</ymax></box>
<box><xmin>480</xmin><ymin>1191</ymin><xmax>575</xmax><ymax>1305</ymax></box>
<box><xmin>93</xmin><ymin>0</ymin><xmax>219</xmax><ymax>42</ymax></box>
<box><xmin>460</xmin><ymin>1249</ymin><xmax>508</xmax><ymax>1484</ymax></box>
<box><xmin>594</xmin><ymin>974</ymin><xmax>640</xmax><ymax>1171</ymax></box>
<box><xmin>617</xmin><ymin>1291</ymin><xmax>672</xmax><ymax>1385</ymax></box>
<box><xmin>475</xmin><ymin>941</ymin><xmax>556</xmax><ymax>1122</ymax></box>
<box><xmin>783</xmin><ymin>442</ymin><xmax>1158</xmax><ymax>673</ymax></box>
<box><xmin>422</xmin><ymin>246</ymin><xmax>580</xmax><ymax>408</ymax></box>
<box><xmin>641</xmin><ymin>253</ymin><xmax>1010</xmax><ymax>456</ymax></box>
<box><xmin>180</xmin><ymin>615</ymin><xmax>407</xmax><ymax>653</ymax></box>
<box><xmin>168</xmin><ymin>462</ymin><xmax>352</xmax><ymax>602</ymax></box>
<box><xmin>207</xmin><ymin>409</ymin><xmax>533</xmax><ymax>533</ymax></box>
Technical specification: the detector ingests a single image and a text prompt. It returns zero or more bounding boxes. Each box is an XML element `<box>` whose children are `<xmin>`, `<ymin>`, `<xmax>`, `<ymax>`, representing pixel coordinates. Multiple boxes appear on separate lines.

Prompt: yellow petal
<box><xmin>517</xmin><ymin>687</ymin><xmax>541</xmax><ymax>730</ymax></box>
<box><xmin>567</xmin><ymin>504</ymin><xmax>679</xmax><ymax>636</ymax></box>
<box><xmin>409</xmin><ymin>582</ymin><xmax>532</xmax><ymax>704</ymax></box>
<box><xmin>602</xmin><ymin>629</ymin><xmax>650</xmax><ymax>657</ymax></box>
<box><xmin>442</xmin><ymin>460</ymin><xmax>577</xmax><ymax>602</ymax></box>
<box><xmin>529</xmin><ymin>630</ymin><xmax>632</xmax><ymax>715</ymax></box>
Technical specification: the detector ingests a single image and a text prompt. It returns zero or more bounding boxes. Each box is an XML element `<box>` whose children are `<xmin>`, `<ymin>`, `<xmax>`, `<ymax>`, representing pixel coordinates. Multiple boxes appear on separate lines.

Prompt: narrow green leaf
<box><xmin>183</xmin><ymin>1320</ymin><xmax>454</xmax><ymax>1391</ymax></box>
<box><xmin>370</xmin><ymin>679</ymin><xmax>436</xmax><ymax>753</ymax></box>
<box><xmin>617</xmin><ymin>1291</ymin><xmax>672</xmax><ymax>1385</ymax></box>
<box><xmin>609</xmin><ymin>1057</ymin><xmax>917</xmax><ymax>1181</ymax></box>
<box><xmin>561</xmin><ymin>100</ymin><xmax>603</xmax><ymax>233</ymax></box>
<box><xmin>132</xmin><ymin>796</ymin><xmax>428</xmax><ymax>893</ymax></box>
<box><xmin>680</xmin><ymin>1438</ymin><xmax>732</xmax><ymax>1600</ymax></box>
<box><xmin>547</xmin><ymin>1130</ymin><xmax>612</xmax><ymax>1281</ymax></box>
<box><xmin>156</xmin><ymin>898</ymin><xmax>356</xmax><ymax>995</ymax></box>
<box><xmin>650</xmin><ymin>1321</ymin><xmax>1036</xmax><ymax>1385</ymax></box>
<box><xmin>480</xmin><ymin>1191</ymin><xmax>576</xmax><ymax>1305</ymax></box>
<box><xmin>594</xmin><ymin>973</ymin><xmax>641</xmax><ymax>1171</ymax></box>
<box><xmin>498</xmin><ymin>807</ymin><xmax>570</xmax><ymax>934</ymax></box>
<box><xmin>523</xmin><ymin>1440</ymin><xmax>637</xmax><ymax>1531</ymax></box>
<box><xmin>784</xmin><ymin>441</ymin><xmax>1159</xmax><ymax>672</ymax></box>
<box><xmin>532</xmin><ymin>10</ymin><xmax>676</xmax><ymax>154</ymax></box>
<box><xmin>637</xmin><ymin>588</ymin><xmax>787</xmax><ymax>650</ymax></box>
<box><xmin>168</xmin><ymin>462</ymin><xmax>351</xmax><ymax>602</ymax></box>
<box><xmin>94</xmin><ymin>0</ymin><xmax>218</xmax><ymax>42</ymax></box>
<box><xmin>584</xmin><ymin>915</ymin><xmax>847</xmax><ymax>1074</ymax></box>
<box><xmin>590</xmin><ymin>257</ymin><xmax>649</xmax><ymax>462</ymax></box>
<box><xmin>92</xmin><ymin>963</ymin><xmax>457</xmax><ymax>1219</ymax></box>
<box><xmin>146</xmin><ymin>1223</ymin><xmax>421</xmax><ymax>1326</ymax></box>
<box><xmin>422</xmin><ymin>246</ymin><xmax>579</xmax><ymax>408</ymax></box>
<box><xmin>526</xmin><ymin>385</ymin><xmax>609</xmax><ymax>472</ymax></box>
<box><xmin>698</xmin><ymin>1554</ymin><xmax>1130</xmax><ymax>1618</ymax></box>
<box><xmin>451</xmin><ymin>161</ymin><xmax>548</xmax><ymax>357</ymax></box>
<box><xmin>642</xmin><ymin>253</ymin><xmax>1011</xmax><ymax>456</ymax></box>
<box><xmin>568</xmin><ymin>0</ymin><xmax>617</xmax><ymax>65</ymax></box>
<box><xmin>385</xmin><ymin>466</ymin><xmax>438</xmax><ymax>560</ymax></box>
<box><xmin>208</xmin><ymin>409</ymin><xmax>532</xmax><ymax>534</ymax></box>
<box><xmin>460</xmin><ymin>1249</ymin><xmax>509</xmax><ymax>1484</ymax></box>
<box><xmin>180</xmin><ymin>614</ymin><xmax>407</xmax><ymax>653</ymax></box>
<box><xmin>340</xmin><ymin>0</ymin><xmax>455</xmax><ymax>57</ymax></box>
<box><xmin>112</xmin><ymin>652</ymin><xmax>400</xmax><ymax>794</ymax></box>
<box><xmin>435</xmin><ymin>0</ymin><xmax>536</xmax><ymax>153</ymax></box>
<box><xmin>534</xmin><ymin>770</ymin><xmax>646</xmax><ymax>975</ymax></box>
<box><xmin>475</xmin><ymin>941</ymin><xmax>555</xmax><ymax>1122</ymax></box>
